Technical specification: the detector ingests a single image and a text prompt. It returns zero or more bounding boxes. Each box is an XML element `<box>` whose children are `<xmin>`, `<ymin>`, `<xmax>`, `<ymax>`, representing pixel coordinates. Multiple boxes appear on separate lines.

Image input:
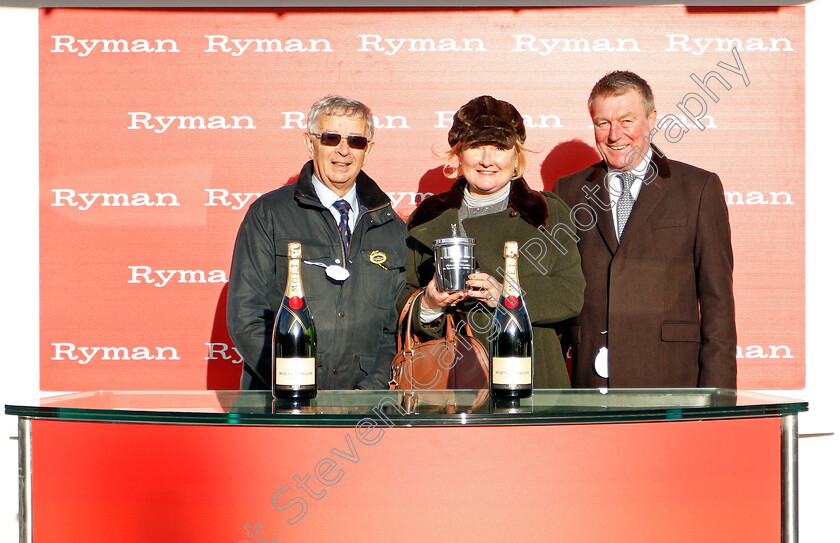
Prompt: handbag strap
<box><xmin>446</xmin><ymin>308</ymin><xmax>475</xmax><ymax>341</ymax></box>
<box><xmin>396</xmin><ymin>288</ymin><xmax>424</xmax><ymax>354</ymax></box>
<box><xmin>397</xmin><ymin>290</ymin><xmax>478</xmax><ymax>352</ymax></box>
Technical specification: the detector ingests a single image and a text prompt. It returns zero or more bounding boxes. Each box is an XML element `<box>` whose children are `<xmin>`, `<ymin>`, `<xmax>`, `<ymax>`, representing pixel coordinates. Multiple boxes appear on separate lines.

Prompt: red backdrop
<box><xmin>39</xmin><ymin>7</ymin><xmax>804</xmax><ymax>390</ymax></box>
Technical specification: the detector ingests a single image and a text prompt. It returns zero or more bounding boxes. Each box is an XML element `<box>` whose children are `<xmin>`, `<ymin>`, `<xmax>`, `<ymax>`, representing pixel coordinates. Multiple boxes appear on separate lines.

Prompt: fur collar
<box><xmin>407</xmin><ymin>177</ymin><xmax>549</xmax><ymax>230</ymax></box>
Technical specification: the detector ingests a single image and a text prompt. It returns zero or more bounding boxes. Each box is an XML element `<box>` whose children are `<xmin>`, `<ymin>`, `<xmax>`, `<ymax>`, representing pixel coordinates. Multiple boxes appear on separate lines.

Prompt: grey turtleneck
<box><xmin>456</xmin><ymin>182</ymin><xmax>511</xmax><ymax>235</ymax></box>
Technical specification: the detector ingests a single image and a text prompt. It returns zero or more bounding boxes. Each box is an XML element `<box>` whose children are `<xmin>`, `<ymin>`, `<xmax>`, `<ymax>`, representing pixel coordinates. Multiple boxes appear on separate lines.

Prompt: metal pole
<box><xmin>17</xmin><ymin>417</ymin><xmax>32</xmax><ymax>543</ymax></box>
<box><xmin>781</xmin><ymin>414</ymin><xmax>799</xmax><ymax>543</ymax></box>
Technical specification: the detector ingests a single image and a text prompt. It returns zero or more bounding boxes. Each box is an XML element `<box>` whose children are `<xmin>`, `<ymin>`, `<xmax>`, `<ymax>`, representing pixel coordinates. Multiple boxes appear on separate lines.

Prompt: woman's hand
<box><xmin>465</xmin><ymin>272</ymin><xmax>503</xmax><ymax>308</ymax></box>
<box><xmin>421</xmin><ymin>277</ymin><xmax>468</xmax><ymax>309</ymax></box>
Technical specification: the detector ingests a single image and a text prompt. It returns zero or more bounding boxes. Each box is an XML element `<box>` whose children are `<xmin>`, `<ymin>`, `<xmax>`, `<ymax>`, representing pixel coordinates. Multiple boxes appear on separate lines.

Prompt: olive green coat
<box><xmin>400</xmin><ymin>178</ymin><xmax>585</xmax><ymax>388</ymax></box>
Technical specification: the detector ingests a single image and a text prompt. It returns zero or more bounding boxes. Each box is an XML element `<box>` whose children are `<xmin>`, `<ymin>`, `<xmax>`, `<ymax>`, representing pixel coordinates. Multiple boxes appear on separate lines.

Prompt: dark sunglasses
<box><xmin>310</xmin><ymin>132</ymin><xmax>370</xmax><ymax>150</ymax></box>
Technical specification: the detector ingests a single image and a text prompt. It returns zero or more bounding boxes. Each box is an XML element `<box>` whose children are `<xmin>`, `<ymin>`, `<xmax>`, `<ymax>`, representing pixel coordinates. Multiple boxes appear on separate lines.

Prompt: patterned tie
<box><xmin>616</xmin><ymin>171</ymin><xmax>636</xmax><ymax>241</ymax></box>
<box><xmin>333</xmin><ymin>199</ymin><xmax>352</xmax><ymax>256</ymax></box>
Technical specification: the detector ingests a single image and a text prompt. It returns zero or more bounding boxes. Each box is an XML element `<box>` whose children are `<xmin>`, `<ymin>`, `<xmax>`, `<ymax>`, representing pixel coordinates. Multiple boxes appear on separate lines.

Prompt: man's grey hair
<box><xmin>588</xmin><ymin>70</ymin><xmax>656</xmax><ymax>117</ymax></box>
<box><xmin>307</xmin><ymin>95</ymin><xmax>375</xmax><ymax>140</ymax></box>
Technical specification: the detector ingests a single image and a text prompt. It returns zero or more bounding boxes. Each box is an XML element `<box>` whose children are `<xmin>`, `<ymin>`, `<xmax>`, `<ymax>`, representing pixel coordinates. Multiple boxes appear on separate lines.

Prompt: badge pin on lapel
<box><xmin>370</xmin><ymin>250</ymin><xmax>388</xmax><ymax>270</ymax></box>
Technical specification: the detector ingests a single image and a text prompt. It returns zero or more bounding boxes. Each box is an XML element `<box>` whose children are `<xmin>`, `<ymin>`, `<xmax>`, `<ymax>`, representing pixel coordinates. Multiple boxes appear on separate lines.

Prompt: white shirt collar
<box><xmin>607</xmin><ymin>146</ymin><xmax>653</xmax><ymax>180</ymax></box>
<box><xmin>606</xmin><ymin>146</ymin><xmax>654</xmax><ymax>198</ymax></box>
<box><xmin>606</xmin><ymin>146</ymin><xmax>653</xmax><ymax>239</ymax></box>
<box><xmin>311</xmin><ymin>174</ymin><xmax>359</xmax><ymax>213</ymax></box>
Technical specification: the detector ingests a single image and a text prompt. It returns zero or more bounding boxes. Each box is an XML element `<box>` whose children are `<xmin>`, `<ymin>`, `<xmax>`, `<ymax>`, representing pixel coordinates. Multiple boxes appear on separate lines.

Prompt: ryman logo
<box><xmin>128</xmin><ymin>112</ymin><xmax>255</xmax><ymax>133</ymax></box>
<box><xmin>205</xmin><ymin>35</ymin><xmax>333</xmax><ymax>56</ymax></box>
<box><xmin>51</xmin><ymin>189</ymin><xmax>179</xmax><ymax>210</ymax></box>
<box><xmin>736</xmin><ymin>345</ymin><xmax>793</xmax><ymax>359</ymax></box>
<box><xmin>51</xmin><ymin>35</ymin><xmax>179</xmax><ymax>56</ymax></box>
<box><xmin>513</xmin><ymin>34</ymin><xmax>640</xmax><ymax>55</ymax></box>
<box><xmin>358</xmin><ymin>34</ymin><xmax>486</xmax><ymax>55</ymax></box>
<box><xmin>128</xmin><ymin>267</ymin><xmax>228</xmax><ymax>287</ymax></box>
<box><xmin>206</xmin><ymin>343</ymin><xmax>244</xmax><ymax>364</ymax></box>
<box><xmin>725</xmin><ymin>191</ymin><xmax>794</xmax><ymax>206</ymax></box>
<box><xmin>51</xmin><ymin>343</ymin><xmax>179</xmax><ymax>364</ymax></box>
<box><xmin>666</xmin><ymin>34</ymin><xmax>793</xmax><ymax>55</ymax></box>
<box><xmin>280</xmin><ymin>112</ymin><xmax>408</xmax><ymax>130</ymax></box>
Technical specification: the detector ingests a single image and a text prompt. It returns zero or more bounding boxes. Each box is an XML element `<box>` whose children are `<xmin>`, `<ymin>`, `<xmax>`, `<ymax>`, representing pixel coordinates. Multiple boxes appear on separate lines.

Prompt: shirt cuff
<box><xmin>420</xmin><ymin>305</ymin><xmax>445</xmax><ymax>324</ymax></box>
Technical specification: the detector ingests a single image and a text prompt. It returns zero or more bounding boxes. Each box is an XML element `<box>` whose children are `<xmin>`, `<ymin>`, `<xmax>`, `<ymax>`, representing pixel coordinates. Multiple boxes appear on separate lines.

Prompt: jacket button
<box><xmin>338</xmin><ymin>311</ymin><xmax>345</xmax><ymax>318</ymax></box>
<box><xmin>333</xmin><ymin>368</ymin><xmax>339</xmax><ymax>375</ymax></box>
<box><xmin>510</xmin><ymin>210</ymin><xmax>518</xmax><ymax>217</ymax></box>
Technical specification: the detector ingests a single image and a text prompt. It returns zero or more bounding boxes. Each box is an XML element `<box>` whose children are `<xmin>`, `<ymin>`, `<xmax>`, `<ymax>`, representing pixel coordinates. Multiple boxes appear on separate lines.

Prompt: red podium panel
<box><xmin>31</xmin><ymin>417</ymin><xmax>781</xmax><ymax>542</ymax></box>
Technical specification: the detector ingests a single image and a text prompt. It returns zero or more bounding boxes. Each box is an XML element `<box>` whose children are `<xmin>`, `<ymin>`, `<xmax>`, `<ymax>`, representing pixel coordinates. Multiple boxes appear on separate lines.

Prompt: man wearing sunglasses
<box><xmin>227</xmin><ymin>95</ymin><xmax>407</xmax><ymax>391</ymax></box>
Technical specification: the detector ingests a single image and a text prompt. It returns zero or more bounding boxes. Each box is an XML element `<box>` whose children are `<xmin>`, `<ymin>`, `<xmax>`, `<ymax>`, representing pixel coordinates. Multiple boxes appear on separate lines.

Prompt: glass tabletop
<box><xmin>5</xmin><ymin>389</ymin><xmax>807</xmax><ymax>426</ymax></box>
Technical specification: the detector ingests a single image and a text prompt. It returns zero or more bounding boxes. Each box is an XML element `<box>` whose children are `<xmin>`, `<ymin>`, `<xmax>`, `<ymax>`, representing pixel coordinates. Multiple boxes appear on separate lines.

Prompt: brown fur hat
<box><xmin>447</xmin><ymin>95</ymin><xmax>526</xmax><ymax>148</ymax></box>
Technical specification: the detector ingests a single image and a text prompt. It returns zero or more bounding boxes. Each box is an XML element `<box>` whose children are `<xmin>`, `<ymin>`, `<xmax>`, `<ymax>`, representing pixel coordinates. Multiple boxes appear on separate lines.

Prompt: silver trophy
<box><xmin>433</xmin><ymin>224</ymin><xmax>476</xmax><ymax>292</ymax></box>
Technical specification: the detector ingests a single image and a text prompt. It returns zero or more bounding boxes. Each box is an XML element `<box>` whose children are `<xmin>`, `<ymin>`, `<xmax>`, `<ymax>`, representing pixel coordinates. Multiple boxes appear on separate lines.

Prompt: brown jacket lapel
<box><xmin>584</xmin><ymin>164</ymin><xmax>619</xmax><ymax>255</ymax></box>
<box><xmin>618</xmin><ymin>146</ymin><xmax>673</xmax><ymax>246</ymax></box>
<box><xmin>583</xmin><ymin>145</ymin><xmax>674</xmax><ymax>251</ymax></box>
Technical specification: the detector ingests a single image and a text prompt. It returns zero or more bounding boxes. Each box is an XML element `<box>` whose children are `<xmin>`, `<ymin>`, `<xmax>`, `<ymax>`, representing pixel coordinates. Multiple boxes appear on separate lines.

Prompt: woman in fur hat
<box><xmin>400</xmin><ymin>95</ymin><xmax>586</xmax><ymax>388</ymax></box>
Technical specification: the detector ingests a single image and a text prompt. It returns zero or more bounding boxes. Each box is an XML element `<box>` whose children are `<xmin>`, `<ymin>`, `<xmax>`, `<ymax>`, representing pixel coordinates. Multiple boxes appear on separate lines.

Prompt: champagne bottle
<box><xmin>272</xmin><ymin>242</ymin><xmax>317</xmax><ymax>400</ymax></box>
<box><xmin>489</xmin><ymin>241</ymin><xmax>534</xmax><ymax>398</ymax></box>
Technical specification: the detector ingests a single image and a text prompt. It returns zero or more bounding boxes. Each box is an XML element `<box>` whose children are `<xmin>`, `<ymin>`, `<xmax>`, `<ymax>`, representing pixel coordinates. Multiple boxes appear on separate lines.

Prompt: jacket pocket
<box><xmin>660</xmin><ymin>321</ymin><xmax>701</xmax><ymax>342</ymax></box>
<box><xmin>357</xmin><ymin>353</ymin><xmax>377</xmax><ymax>376</ymax></box>
<box><xmin>651</xmin><ymin>214</ymin><xmax>687</xmax><ymax>230</ymax></box>
<box><xmin>361</xmin><ymin>248</ymin><xmax>407</xmax><ymax>310</ymax></box>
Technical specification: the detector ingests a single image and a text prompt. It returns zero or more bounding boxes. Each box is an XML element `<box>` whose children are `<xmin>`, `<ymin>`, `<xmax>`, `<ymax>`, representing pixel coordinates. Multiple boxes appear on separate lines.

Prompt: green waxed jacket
<box><xmin>228</xmin><ymin>161</ymin><xmax>407</xmax><ymax>391</ymax></box>
<box><xmin>401</xmin><ymin>177</ymin><xmax>585</xmax><ymax>388</ymax></box>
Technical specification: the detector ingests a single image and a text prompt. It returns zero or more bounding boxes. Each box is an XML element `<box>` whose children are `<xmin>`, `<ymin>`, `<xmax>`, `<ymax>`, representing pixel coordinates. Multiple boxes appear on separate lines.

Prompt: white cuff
<box><xmin>419</xmin><ymin>305</ymin><xmax>445</xmax><ymax>324</ymax></box>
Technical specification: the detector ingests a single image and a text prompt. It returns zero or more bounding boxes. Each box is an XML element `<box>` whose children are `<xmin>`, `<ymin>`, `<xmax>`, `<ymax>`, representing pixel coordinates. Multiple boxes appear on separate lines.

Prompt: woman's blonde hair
<box><xmin>439</xmin><ymin>140</ymin><xmax>531</xmax><ymax>180</ymax></box>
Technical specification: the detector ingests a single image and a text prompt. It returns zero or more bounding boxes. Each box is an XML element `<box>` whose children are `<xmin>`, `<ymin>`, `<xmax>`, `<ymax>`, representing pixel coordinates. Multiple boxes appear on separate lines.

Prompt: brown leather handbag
<box><xmin>389</xmin><ymin>289</ymin><xmax>489</xmax><ymax>391</ymax></box>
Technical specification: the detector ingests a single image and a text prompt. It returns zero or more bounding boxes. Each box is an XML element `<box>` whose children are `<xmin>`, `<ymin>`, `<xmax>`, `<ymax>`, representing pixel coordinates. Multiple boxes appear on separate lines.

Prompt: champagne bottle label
<box><xmin>501</xmin><ymin>241</ymin><xmax>522</xmax><ymax>299</ymax></box>
<box><xmin>275</xmin><ymin>357</ymin><xmax>316</xmax><ymax>387</ymax></box>
<box><xmin>286</xmin><ymin>258</ymin><xmax>303</xmax><ymax>298</ymax></box>
<box><xmin>492</xmin><ymin>357</ymin><xmax>532</xmax><ymax>385</ymax></box>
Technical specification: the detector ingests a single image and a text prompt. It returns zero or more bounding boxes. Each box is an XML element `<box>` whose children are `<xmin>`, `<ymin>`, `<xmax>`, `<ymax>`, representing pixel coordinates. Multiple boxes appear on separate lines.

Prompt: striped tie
<box><xmin>333</xmin><ymin>199</ymin><xmax>351</xmax><ymax>256</ymax></box>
